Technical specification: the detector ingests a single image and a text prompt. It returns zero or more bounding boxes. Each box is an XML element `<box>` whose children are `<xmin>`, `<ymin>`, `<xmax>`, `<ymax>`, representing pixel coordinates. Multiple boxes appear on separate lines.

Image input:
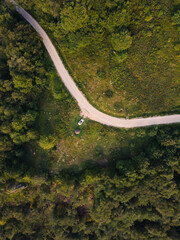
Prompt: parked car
<box><xmin>15</xmin><ymin>183</ymin><xmax>28</xmax><ymax>190</ymax></box>
<box><xmin>8</xmin><ymin>182</ymin><xmax>28</xmax><ymax>193</ymax></box>
<box><xmin>78</xmin><ymin>118</ymin><xmax>84</xmax><ymax>125</ymax></box>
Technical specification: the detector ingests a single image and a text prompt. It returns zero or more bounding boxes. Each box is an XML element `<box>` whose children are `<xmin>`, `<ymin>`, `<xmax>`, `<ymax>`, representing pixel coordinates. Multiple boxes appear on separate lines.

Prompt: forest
<box><xmin>0</xmin><ymin>0</ymin><xmax>180</xmax><ymax>239</ymax></box>
<box><xmin>0</xmin><ymin>125</ymin><xmax>180</xmax><ymax>240</ymax></box>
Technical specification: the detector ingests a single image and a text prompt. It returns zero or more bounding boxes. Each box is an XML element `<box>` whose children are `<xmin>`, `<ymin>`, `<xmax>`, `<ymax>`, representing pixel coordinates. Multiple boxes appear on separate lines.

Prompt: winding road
<box><xmin>10</xmin><ymin>0</ymin><xmax>180</xmax><ymax>128</ymax></box>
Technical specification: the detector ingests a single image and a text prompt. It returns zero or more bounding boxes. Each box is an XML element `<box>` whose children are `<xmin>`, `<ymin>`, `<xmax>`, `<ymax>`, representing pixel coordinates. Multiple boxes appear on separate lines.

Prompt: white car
<box><xmin>78</xmin><ymin>118</ymin><xmax>84</xmax><ymax>125</ymax></box>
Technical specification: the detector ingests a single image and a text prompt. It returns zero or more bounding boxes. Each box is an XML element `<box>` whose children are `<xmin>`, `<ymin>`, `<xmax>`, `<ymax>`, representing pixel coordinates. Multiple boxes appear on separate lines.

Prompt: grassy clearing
<box><xmin>60</xmin><ymin>8</ymin><xmax>180</xmax><ymax>117</ymax></box>
<box><xmin>25</xmin><ymin>81</ymin><xmax>154</xmax><ymax>172</ymax></box>
<box><xmin>51</xmin><ymin>120</ymin><xmax>153</xmax><ymax>171</ymax></box>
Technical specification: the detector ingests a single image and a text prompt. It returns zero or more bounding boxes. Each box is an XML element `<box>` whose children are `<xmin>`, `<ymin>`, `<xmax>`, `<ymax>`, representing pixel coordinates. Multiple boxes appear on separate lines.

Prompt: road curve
<box><xmin>10</xmin><ymin>0</ymin><xmax>180</xmax><ymax>128</ymax></box>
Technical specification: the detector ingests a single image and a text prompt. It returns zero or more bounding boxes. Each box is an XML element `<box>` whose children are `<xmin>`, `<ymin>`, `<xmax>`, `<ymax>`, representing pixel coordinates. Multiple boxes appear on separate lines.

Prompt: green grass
<box><xmin>14</xmin><ymin>1</ymin><xmax>179</xmax><ymax>119</ymax></box>
<box><xmin>26</xmin><ymin>84</ymin><xmax>155</xmax><ymax>172</ymax></box>
<box><xmin>48</xmin><ymin>118</ymin><xmax>155</xmax><ymax>171</ymax></box>
<box><xmin>60</xmin><ymin>17</ymin><xmax>180</xmax><ymax>117</ymax></box>
<box><xmin>48</xmin><ymin>1</ymin><xmax>180</xmax><ymax>117</ymax></box>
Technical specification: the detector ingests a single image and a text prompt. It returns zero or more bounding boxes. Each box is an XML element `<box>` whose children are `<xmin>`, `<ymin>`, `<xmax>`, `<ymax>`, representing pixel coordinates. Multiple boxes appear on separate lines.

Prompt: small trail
<box><xmin>9</xmin><ymin>0</ymin><xmax>180</xmax><ymax>128</ymax></box>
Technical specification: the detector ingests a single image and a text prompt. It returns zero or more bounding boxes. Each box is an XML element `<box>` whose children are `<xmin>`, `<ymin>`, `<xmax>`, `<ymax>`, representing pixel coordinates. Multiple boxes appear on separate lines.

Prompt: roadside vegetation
<box><xmin>15</xmin><ymin>0</ymin><xmax>180</xmax><ymax>117</ymax></box>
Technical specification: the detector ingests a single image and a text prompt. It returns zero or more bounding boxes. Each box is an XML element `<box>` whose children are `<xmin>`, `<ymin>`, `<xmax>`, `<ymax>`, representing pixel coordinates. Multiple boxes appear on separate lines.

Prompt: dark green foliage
<box><xmin>114</xmin><ymin>101</ymin><xmax>123</xmax><ymax>112</ymax></box>
<box><xmin>104</xmin><ymin>89</ymin><xmax>114</xmax><ymax>98</ymax></box>
<box><xmin>0</xmin><ymin>125</ymin><xmax>179</xmax><ymax>240</ymax></box>
<box><xmin>0</xmin><ymin>3</ymin><xmax>51</xmax><ymax>174</ymax></box>
<box><xmin>0</xmin><ymin>1</ymin><xmax>74</xmax><ymax>174</ymax></box>
<box><xmin>97</xmin><ymin>69</ymin><xmax>106</xmax><ymax>79</ymax></box>
<box><xmin>172</xmin><ymin>10</ymin><xmax>180</xmax><ymax>25</ymax></box>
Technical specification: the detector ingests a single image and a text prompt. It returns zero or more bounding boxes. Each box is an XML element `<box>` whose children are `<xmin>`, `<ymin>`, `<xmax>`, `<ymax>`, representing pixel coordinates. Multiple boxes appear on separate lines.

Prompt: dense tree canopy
<box><xmin>61</xmin><ymin>4</ymin><xmax>89</xmax><ymax>33</ymax></box>
<box><xmin>0</xmin><ymin>125</ymin><xmax>180</xmax><ymax>240</ymax></box>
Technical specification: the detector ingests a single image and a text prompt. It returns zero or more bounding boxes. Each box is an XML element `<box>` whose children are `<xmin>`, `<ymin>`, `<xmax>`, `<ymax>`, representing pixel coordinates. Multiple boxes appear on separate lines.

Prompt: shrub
<box><xmin>172</xmin><ymin>10</ymin><xmax>180</xmax><ymax>25</ymax></box>
<box><xmin>174</xmin><ymin>43</ymin><xmax>180</xmax><ymax>51</ymax></box>
<box><xmin>113</xmin><ymin>51</ymin><xmax>128</xmax><ymax>63</ymax></box>
<box><xmin>97</xmin><ymin>68</ymin><xmax>106</xmax><ymax>78</ymax></box>
<box><xmin>111</xmin><ymin>29</ymin><xmax>132</xmax><ymax>51</ymax></box>
<box><xmin>114</xmin><ymin>102</ymin><xmax>123</xmax><ymax>112</ymax></box>
<box><xmin>145</xmin><ymin>15</ymin><xmax>153</xmax><ymax>22</ymax></box>
<box><xmin>38</xmin><ymin>135</ymin><xmax>57</xmax><ymax>150</ymax></box>
<box><xmin>105</xmin><ymin>89</ymin><xmax>114</xmax><ymax>98</ymax></box>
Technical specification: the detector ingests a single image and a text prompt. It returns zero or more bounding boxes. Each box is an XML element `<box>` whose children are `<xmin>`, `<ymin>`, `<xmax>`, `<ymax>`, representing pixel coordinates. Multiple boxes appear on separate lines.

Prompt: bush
<box><xmin>145</xmin><ymin>15</ymin><xmax>153</xmax><ymax>22</ymax></box>
<box><xmin>172</xmin><ymin>10</ymin><xmax>180</xmax><ymax>25</ymax></box>
<box><xmin>174</xmin><ymin>43</ymin><xmax>180</xmax><ymax>51</ymax></box>
<box><xmin>105</xmin><ymin>89</ymin><xmax>114</xmax><ymax>98</ymax></box>
<box><xmin>113</xmin><ymin>51</ymin><xmax>128</xmax><ymax>63</ymax></box>
<box><xmin>111</xmin><ymin>29</ymin><xmax>132</xmax><ymax>51</ymax></box>
<box><xmin>114</xmin><ymin>102</ymin><xmax>123</xmax><ymax>112</ymax></box>
<box><xmin>97</xmin><ymin>68</ymin><xmax>106</xmax><ymax>78</ymax></box>
<box><xmin>38</xmin><ymin>135</ymin><xmax>57</xmax><ymax>150</ymax></box>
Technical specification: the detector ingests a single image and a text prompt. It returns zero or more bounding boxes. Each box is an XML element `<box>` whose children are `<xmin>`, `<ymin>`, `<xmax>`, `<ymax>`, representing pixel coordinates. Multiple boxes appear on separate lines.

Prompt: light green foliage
<box><xmin>26</xmin><ymin>130</ymin><xmax>38</xmax><ymax>141</ymax></box>
<box><xmin>145</xmin><ymin>14</ymin><xmax>153</xmax><ymax>22</ymax></box>
<box><xmin>38</xmin><ymin>135</ymin><xmax>57</xmax><ymax>150</ymax></box>
<box><xmin>172</xmin><ymin>10</ymin><xmax>180</xmax><ymax>25</ymax></box>
<box><xmin>61</xmin><ymin>4</ymin><xmax>89</xmax><ymax>33</ymax></box>
<box><xmin>97</xmin><ymin>68</ymin><xmax>106</xmax><ymax>78</ymax></box>
<box><xmin>12</xmin><ymin>75</ymin><xmax>33</xmax><ymax>93</ymax></box>
<box><xmin>111</xmin><ymin>29</ymin><xmax>132</xmax><ymax>51</ymax></box>
<box><xmin>11</xmin><ymin>119</ymin><xmax>26</xmax><ymax>132</ymax></box>
<box><xmin>10</xmin><ymin>131</ymin><xmax>27</xmax><ymax>144</ymax></box>
<box><xmin>21</xmin><ymin>111</ymin><xmax>37</xmax><ymax>123</ymax></box>
<box><xmin>1</xmin><ymin>123</ymin><xmax>11</xmax><ymax>134</ymax></box>
<box><xmin>0</xmin><ymin>135</ymin><xmax>13</xmax><ymax>152</ymax></box>
<box><xmin>113</xmin><ymin>51</ymin><xmax>128</xmax><ymax>63</ymax></box>
<box><xmin>174</xmin><ymin>43</ymin><xmax>180</xmax><ymax>51</ymax></box>
<box><xmin>105</xmin><ymin>9</ymin><xmax>131</xmax><ymax>32</ymax></box>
